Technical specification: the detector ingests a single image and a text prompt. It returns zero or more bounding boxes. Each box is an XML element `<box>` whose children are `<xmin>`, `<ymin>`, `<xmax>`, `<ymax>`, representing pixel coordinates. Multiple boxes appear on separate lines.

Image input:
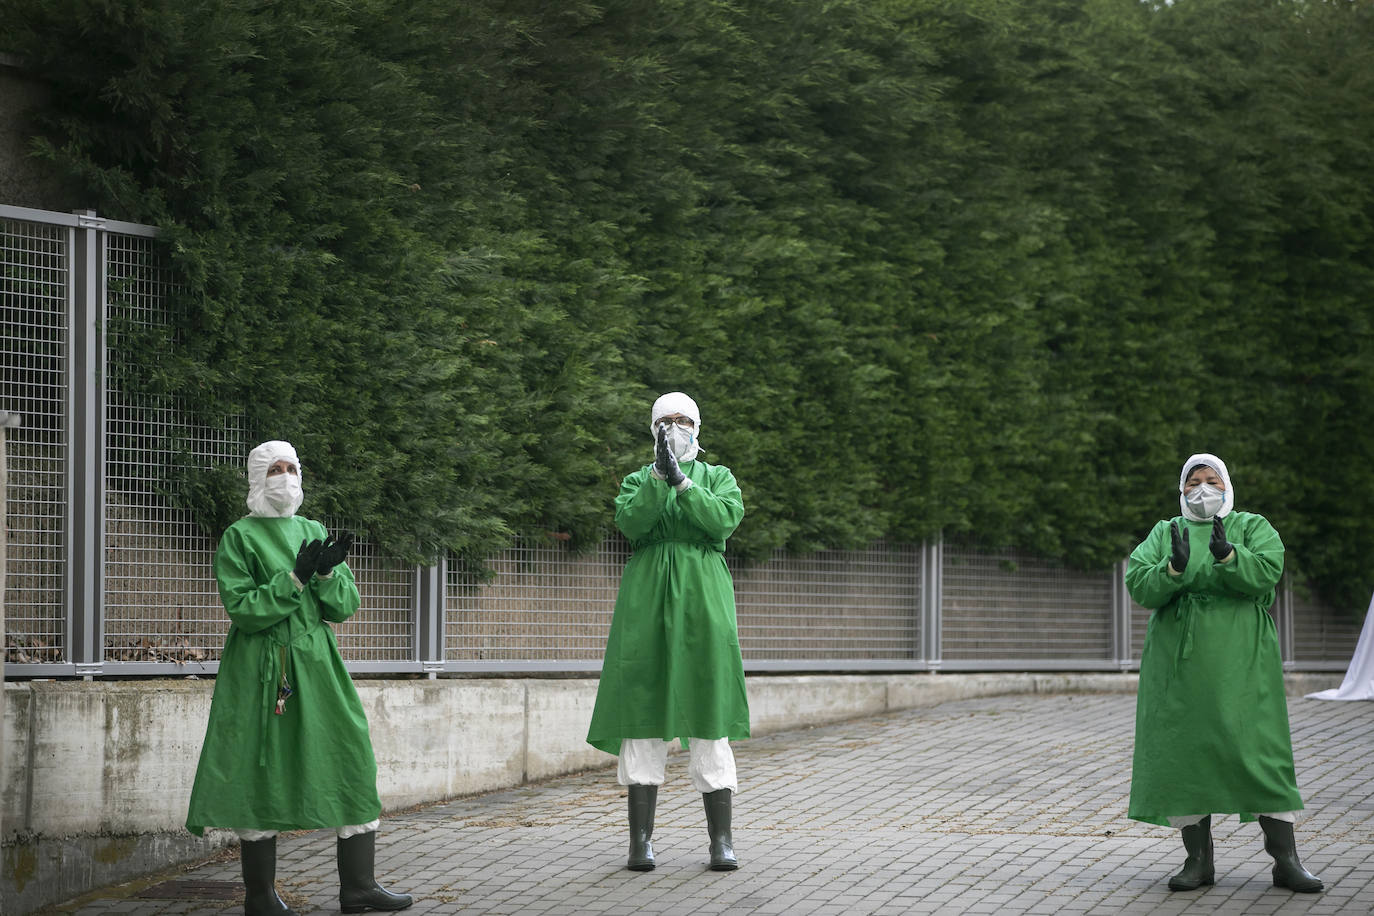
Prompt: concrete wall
<box><xmin>0</xmin><ymin>671</ymin><xmax>1341</xmax><ymax>915</ymax></box>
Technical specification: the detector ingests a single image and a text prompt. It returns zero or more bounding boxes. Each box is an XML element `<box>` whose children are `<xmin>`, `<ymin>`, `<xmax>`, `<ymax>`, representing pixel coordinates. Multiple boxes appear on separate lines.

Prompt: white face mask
<box><xmin>1184</xmin><ymin>482</ymin><xmax>1225</xmax><ymax>520</ymax></box>
<box><xmin>263</xmin><ymin>474</ymin><xmax>303</xmax><ymax>516</ymax></box>
<box><xmin>665</xmin><ymin>424</ymin><xmax>697</xmax><ymax>461</ymax></box>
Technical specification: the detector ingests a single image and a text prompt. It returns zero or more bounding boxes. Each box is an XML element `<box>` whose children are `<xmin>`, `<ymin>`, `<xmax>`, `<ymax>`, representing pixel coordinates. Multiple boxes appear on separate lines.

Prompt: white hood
<box><xmin>1178</xmin><ymin>452</ymin><xmax>1234</xmax><ymax>521</ymax></box>
<box><xmin>246</xmin><ymin>440</ymin><xmax>303</xmax><ymax>518</ymax></box>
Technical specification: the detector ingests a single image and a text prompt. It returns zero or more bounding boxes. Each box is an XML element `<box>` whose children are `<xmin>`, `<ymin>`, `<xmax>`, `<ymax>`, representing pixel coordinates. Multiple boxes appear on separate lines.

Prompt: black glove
<box><xmin>654</xmin><ymin>425</ymin><xmax>685</xmax><ymax>487</ymax></box>
<box><xmin>315</xmin><ymin>530</ymin><xmax>354</xmax><ymax>576</ymax></box>
<box><xmin>293</xmin><ymin>538</ymin><xmax>324</xmax><ymax>584</ymax></box>
<box><xmin>1168</xmin><ymin>520</ymin><xmax>1189</xmax><ymax>573</ymax></box>
<box><xmin>1209</xmin><ymin>516</ymin><xmax>1233</xmax><ymax>561</ymax></box>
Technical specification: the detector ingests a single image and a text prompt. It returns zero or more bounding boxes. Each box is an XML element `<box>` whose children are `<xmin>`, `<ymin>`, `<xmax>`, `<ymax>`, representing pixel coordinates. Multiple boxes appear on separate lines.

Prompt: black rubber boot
<box><xmin>240</xmin><ymin>837</ymin><xmax>296</xmax><ymax>916</ymax></box>
<box><xmin>703</xmin><ymin>789</ymin><xmax>739</xmax><ymax>871</ymax></box>
<box><xmin>1260</xmin><ymin>816</ymin><xmax>1324</xmax><ymax>893</ymax></box>
<box><xmin>627</xmin><ymin>784</ymin><xmax>658</xmax><ymax>871</ymax></box>
<box><xmin>1167</xmin><ymin>816</ymin><xmax>1215</xmax><ymax>891</ymax></box>
<box><xmin>337</xmin><ymin>832</ymin><xmax>414</xmax><ymax>913</ymax></box>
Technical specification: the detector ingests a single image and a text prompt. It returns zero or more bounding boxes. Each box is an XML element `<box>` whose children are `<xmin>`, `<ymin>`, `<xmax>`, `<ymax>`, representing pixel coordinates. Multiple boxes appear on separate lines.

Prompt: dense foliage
<box><xmin>4</xmin><ymin>0</ymin><xmax>1371</xmax><ymax>611</ymax></box>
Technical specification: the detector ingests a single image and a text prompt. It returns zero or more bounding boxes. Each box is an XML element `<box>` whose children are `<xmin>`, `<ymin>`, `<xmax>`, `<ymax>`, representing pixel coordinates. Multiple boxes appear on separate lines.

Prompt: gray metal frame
<box><xmin>1</xmin><ymin>203</ymin><xmax>1366</xmax><ymax>679</ymax></box>
<box><xmin>69</xmin><ymin>210</ymin><xmax>108</xmax><ymax>678</ymax></box>
<box><xmin>1111</xmin><ymin>559</ymin><xmax>1133</xmax><ymax>671</ymax></box>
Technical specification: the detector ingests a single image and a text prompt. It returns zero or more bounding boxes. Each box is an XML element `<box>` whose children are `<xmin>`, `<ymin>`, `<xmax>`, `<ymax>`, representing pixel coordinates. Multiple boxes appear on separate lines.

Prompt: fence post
<box><xmin>68</xmin><ymin>212</ymin><xmax>105</xmax><ymax>678</ymax></box>
<box><xmin>920</xmin><ymin>535</ymin><xmax>942</xmax><ymax>670</ymax></box>
<box><xmin>1112</xmin><ymin>559</ymin><xmax>1133</xmax><ymax>670</ymax></box>
<box><xmin>415</xmin><ymin>560</ymin><xmax>447</xmax><ymax>678</ymax></box>
<box><xmin>0</xmin><ymin>410</ymin><xmax>16</xmax><ymax>844</ymax></box>
<box><xmin>2</xmin><ymin>411</ymin><xmax>21</xmax><ymax>727</ymax></box>
<box><xmin>1275</xmin><ymin>577</ymin><xmax>1295</xmax><ymax>670</ymax></box>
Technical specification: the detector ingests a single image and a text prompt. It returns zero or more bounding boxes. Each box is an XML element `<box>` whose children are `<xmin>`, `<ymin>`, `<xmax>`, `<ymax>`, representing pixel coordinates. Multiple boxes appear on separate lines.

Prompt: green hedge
<box><xmin>5</xmin><ymin>0</ymin><xmax>1372</xmax><ymax>612</ymax></box>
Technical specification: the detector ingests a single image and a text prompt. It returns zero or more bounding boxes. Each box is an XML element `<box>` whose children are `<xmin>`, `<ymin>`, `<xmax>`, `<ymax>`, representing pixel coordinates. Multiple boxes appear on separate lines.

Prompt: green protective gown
<box><xmin>586</xmin><ymin>459</ymin><xmax>751</xmax><ymax>756</ymax></box>
<box><xmin>1126</xmin><ymin>511</ymin><xmax>1304</xmax><ymax>826</ymax></box>
<box><xmin>186</xmin><ymin>516</ymin><xmax>381</xmax><ymax>836</ymax></box>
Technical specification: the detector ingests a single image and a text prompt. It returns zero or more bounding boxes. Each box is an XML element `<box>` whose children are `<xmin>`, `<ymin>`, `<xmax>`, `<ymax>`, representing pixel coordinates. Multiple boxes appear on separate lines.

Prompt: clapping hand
<box><xmin>1168</xmin><ymin>521</ymin><xmax>1189</xmax><ymax>574</ymax></box>
<box><xmin>1209</xmin><ymin>517</ymin><xmax>1233</xmax><ymax>562</ymax></box>
<box><xmin>293</xmin><ymin>538</ymin><xmax>324</xmax><ymax>584</ymax></box>
<box><xmin>315</xmin><ymin>530</ymin><xmax>355</xmax><ymax>576</ymax></box>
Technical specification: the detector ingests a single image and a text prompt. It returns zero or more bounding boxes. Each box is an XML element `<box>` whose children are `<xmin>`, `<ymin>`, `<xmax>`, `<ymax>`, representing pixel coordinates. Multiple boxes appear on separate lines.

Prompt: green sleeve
<box><xmin>1125</xmin><ymin>519</ymin><xmax>1184</xmax><ymax>610</ymax></box>
<box><xmin>314</xmin><ymin>560</ymin><xmax>362</xmax><ymax>623</ymax></box>
<box><xmin>1214</xmin><ymin>512</ymin><xmax>1284</xmax><ymax>597</ymax></box>
<box><xmin>213</xmin><ymin>525</ymin><xmax>302</xmax><ymax>634</ymax></box>
<box><xmin>614</xmin><ymin>467</ymin><xmax>668</xmax><ymax>542</ymax></box>
<box><xmin>676</xmin><ymin>464</ymin><xmax>744</xmax><ymax>541</ymax></box>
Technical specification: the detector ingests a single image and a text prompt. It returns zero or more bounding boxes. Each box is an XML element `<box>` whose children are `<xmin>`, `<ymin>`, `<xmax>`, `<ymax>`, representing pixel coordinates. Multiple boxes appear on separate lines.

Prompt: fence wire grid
<box><xmin>1</xmin><ymin>205</ymin><xmax>1365</xmax><ymax>678</ymax></box>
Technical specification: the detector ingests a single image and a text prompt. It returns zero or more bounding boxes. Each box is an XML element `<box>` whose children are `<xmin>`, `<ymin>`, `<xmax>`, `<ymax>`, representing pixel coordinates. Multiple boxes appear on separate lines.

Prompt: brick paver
<box><xmin>41</xmin><ymin>693</ymin><xmax>1374</xmax><ymax>915</ymax></box>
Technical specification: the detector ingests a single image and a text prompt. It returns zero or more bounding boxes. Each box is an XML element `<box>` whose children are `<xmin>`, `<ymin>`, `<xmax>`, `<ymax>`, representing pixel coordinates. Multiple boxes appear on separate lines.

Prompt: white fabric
<box><xmin>650</xmin><ymin>392</ymin><xmax>702</xmax><ymax>463</ymax></box>
<box><xmin>665</xmin><ymin>424</ymin><xmax>699</xmax><ymax>462</ymax></box>
<box><xmin>649</xmin><ymin>466</ymin><xmax>695</xmax><ymax>492</ymax></box>
<box><xmin>1179</xmin><ymin>453</ymin><xmax>1234</xmax><ymax>521</ymax></box>
<box><xmin>262</xmin><ymin>473</ymin><xmax>303</xmax><ymax>515</ymax></box>
<box><xmin>617</xmin><ymin>737</ymin><xmax>667</xmax><ymax>785</ymax></box>
<box><xmin>1307</xmin><ymin>590</ymin><xmax>1374</xmax><ymax>701</ymax></box>
<box><xmin>649</xmin><ymin>391</ymin><xmax>700</xmax><ymax>434</ymax></box>
<box><xmin>234</xmin><ymin>819</ymin><xmax>381</xmax><ymax>841</ymax></box>
<box><xmin>1184</xmin><ymin>482</ymin><xmax>1225</xmax><ymax>521</ymax></box>
<box><xmin>1167</xmin><ymin>811</ymin><xmax>1297</xmax><ymax>828</ymax></box>
<box><xmin>617</xmin><ymin>737</ymin><xmax>738</xmax><ymax>793</ymax></box>
<box><xmin>337</xmin><ymin>819</ymin><xmax>381</xmax><ymax>839</ymax></box>
<box><xmin>246</xmin><ymin>440</ymin><xmax>303</xmax><ymax>518</ymax></box>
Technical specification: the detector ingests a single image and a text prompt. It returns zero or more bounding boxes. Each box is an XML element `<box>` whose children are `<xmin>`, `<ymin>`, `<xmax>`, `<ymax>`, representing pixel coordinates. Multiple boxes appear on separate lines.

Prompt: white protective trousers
<box><xmin>618</xmin><ymin>737</ymin><xmax>738</xmax><ymax>794</ymax></box>
<box><xmin>235</xmin><ymin>819</ymin><xmax>381</xmax><ymax>841</ymax></box>
<box><xmin>1166</xmin><ymin>811</ymin><xmax>1297</xmax><ymax>829</ymax></box>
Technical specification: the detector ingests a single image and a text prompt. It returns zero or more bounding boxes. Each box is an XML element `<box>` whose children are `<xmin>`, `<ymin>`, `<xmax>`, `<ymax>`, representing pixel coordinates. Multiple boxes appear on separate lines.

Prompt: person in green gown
<box><xmin>1126</xmin><ymin>452</ymin><xmax>1323</xmax><ymax>894</ymax></box>
<box><xmin>587</xmin><ymin>392</ymin><xmax>750</xmax><ymax>872</ymax></box>
<box><xmin>186</xmin><ymin>440</ymin><xmax>412</xmax><ymax>915</ymax></box>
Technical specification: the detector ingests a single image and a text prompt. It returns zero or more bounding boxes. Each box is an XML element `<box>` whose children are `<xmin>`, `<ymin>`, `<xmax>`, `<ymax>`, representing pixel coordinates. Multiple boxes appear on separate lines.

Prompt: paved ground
<box><xmin>40</xmin><ymin>692</ymin><xmax>1374</xmax><ymax>915</ymax></box>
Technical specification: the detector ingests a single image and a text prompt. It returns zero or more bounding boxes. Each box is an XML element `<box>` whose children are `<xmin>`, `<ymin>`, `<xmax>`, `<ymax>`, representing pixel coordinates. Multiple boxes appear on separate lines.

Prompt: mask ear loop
<box><xmin>678</xmin><ymin>427</ymin><xmax>706</xmax><ymax>457</ymax></box>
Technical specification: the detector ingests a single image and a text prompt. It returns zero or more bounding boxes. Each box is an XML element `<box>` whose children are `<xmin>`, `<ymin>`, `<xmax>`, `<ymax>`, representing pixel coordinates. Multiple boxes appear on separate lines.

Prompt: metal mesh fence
<box><xmin>332</xmin><ymin>533</ymin><xmax>414</xmax><ymax>661</ymax></box>
<box><xmin>1290</xmin><ymin>582</ymin><xmax>1363</xmax><ymax>667</ymax></box>
<box><xmin>445</xmin><ymin>536</ymin><xmax>624</xmax><ymax>662</ymax></box>
<box><xmin>103</xmin><ymin>232</ymin><xmax>241</xmax><ymax>662</ymax></box>
<box><xmin>1</xmin><ymin>216</ymin><xmax>67</xmax><ymax>664</ymax></box>
<box><xmin>941</xmin><ymin>542</ymin><xmax>1114</xmax><ymax>661</ymax></box>
<box><xmin>444</xmin><ymin>539</ymin><xmax>926</xmax><ymax>666</ymax></box>
<box><xmin>733</xmin><ymin>542</ymin><xmax>920</xmax><ymax>661</ymax></box>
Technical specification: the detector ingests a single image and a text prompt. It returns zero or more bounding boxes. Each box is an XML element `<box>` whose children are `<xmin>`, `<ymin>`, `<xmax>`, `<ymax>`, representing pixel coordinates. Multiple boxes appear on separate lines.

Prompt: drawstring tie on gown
<box><xmin>1173</xmin><ymin>595</ymin><xmax>1209</xmax><ymax>672</ymax></box>
<box><xmin>256</xmin><ymin>622</ymin><xmax>318</xmax><ymax>765</ymax></box>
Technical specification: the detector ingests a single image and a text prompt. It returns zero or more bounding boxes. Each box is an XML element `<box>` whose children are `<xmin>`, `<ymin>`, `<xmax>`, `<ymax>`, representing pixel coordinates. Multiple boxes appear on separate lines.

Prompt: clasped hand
<box><xmin>654</xmin><ymin>426</ymin><xmax>685</xmax><ymax>486</ymax></box>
